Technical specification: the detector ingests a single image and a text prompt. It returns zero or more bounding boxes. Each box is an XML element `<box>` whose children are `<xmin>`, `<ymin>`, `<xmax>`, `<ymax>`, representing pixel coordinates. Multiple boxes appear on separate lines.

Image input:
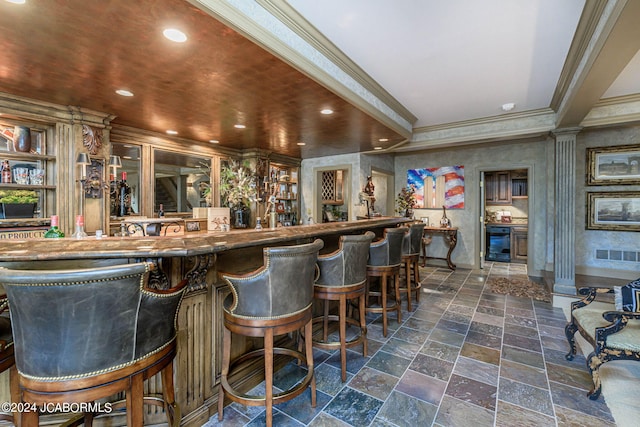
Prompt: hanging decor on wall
<box><xmin>407</xmin><ymin>165</ymin><xmax>465</xmax><ymax>209</ymax></box>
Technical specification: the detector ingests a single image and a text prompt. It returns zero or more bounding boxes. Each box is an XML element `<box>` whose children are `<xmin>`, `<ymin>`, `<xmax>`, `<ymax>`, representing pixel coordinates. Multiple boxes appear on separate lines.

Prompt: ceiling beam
<box><xmin>557</xmin><ymin>0</ymin><xmax>640</xmax><ymax>127</ymax></box>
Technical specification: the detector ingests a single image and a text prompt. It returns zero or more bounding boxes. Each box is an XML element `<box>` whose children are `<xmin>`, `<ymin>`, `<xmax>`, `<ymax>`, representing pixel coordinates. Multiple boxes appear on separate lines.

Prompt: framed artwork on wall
<box><xmin>587</xmin><ymin>145</ymin><xmax>640</xmax><ymax>185</ymax></box>
<box><xmin>587</xmin><ymin>192</ymin><xmax>640</xmax><ymax>231</ymax></box>
<box><xmin>407</xmin><ymin>165</ymin><xmax>464</xmax><ymax>209</ymax></box>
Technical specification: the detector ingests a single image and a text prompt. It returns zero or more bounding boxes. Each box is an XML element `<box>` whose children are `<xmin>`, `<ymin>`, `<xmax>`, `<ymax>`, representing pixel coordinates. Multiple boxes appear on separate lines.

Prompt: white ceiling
<box><xmin>285</xmin><ymin>0</ymin><xmax>640</xmax><ymax>129</ymax></box>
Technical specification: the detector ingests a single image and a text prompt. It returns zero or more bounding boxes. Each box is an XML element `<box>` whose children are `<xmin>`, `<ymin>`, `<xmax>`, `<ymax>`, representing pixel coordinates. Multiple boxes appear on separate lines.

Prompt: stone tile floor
<box><xmin>204</xmin><ymin>262</ymin><xmax>618</xmax><ymax>426</ymax></box>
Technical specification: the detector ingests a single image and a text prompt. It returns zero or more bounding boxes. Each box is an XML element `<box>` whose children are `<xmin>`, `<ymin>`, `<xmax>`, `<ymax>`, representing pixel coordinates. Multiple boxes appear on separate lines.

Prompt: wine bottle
<box><xmin>44</xmin><ymin>215</ymin><xmax>65</xmax><ymax>238</ymax></box>
<box><xmin>1</xmin><ymin>160</ymin><xmax>11</xmax><ymax>183</ymax></box>
<box><xmin>158</xmin><ymin>203</ymin><xmax>165</xmax><ymax>217</ymax></box>
<box><xmin>118</xmin><ymin>171</ymin><xmax>131</xmax><ymax>217</ymax></box>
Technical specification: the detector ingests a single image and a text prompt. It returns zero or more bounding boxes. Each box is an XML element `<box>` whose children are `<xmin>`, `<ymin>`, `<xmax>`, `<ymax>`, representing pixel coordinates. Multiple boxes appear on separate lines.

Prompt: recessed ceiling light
<box><xmin>166</xmin><ymin>130</ymin><xmax>178</xmax><ymax>135</ymax></box>
<box><xmin>297</xmin><ymin>142</ymin><xmax>306</xmax><ymax>146</ymax></box>
<box><xmin>163</xmin><ymin>28</ymin><xmax>187</xmax><ymax>43</ymax></box>
<box><xmin>378</xmin><ymin>138</ymin><xmax>389</xmax><ymax>142</ymax></box>
<box><xmin>501</xmin><ymin>102</ymin><xmax>516</xmax><ymax>112</ymax></box>
<box><xmin>115</xmin><ymin>89</ymin><xmax>134</xmax><ymax>97</ymax></box>
<box><xmin>234</xmin><ymin>124</ymin><xmax>246</xmax><ymax>129</ymax></box>
<box><xmin>209</xmin><ymin>139</ymin><xmax>219</xmax><ymax>144</ymax></box>
<box><xmin>320</xmin><ymin>109</ymin><xmax>333</xmax><ymax>115</ymax></box>
<box><xmin>5</xmin><ymin>0</ymin><xmax>26</xmax><ymax>4</ymax></box>
<box><xmin>374</xmin><ymin>146</ymin><xmax>383</xmax><ymax>150</ymax></box>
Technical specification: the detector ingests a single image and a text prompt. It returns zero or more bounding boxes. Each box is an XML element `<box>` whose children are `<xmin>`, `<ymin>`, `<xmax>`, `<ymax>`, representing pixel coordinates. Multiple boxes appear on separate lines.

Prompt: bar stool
<box><xmin>366</xmin><ymin>227</ymin><xmax>406</xmax><ymax>337</ymax></box>
<box><xmin>0</xmin><ymin>262</ymin><xmax>187</xmax><ymax>427</ymax></box>
<box><xmin>218</xmin><ymin>239</ymin><xmax>324</xmax><ymax>427</ymax></box>
<box><xmin>0</xmin><ymin>295</ymin><xmax>17</xmax><ymax>425</ymax></box>
<box><xmin>313</xmin><ymin>232</ymin><xmax>375</xmax><ymax>381</ymax></box>
<box><xmin>399</xmin><ymin>222</ymin><xmax>425</xmax><ymax>311</ymax></box>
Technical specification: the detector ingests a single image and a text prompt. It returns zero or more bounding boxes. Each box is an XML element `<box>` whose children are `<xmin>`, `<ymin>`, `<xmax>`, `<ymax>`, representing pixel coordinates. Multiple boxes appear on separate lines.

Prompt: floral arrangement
<box><xmin>219</xmin><ymin>159</ymin><xmax>258</xmax><ymax>207</ymax></box>
<box><xmin>395</xmin><ymin>185</ymin><xmax>417</xmax><ymax>216</ymax></box>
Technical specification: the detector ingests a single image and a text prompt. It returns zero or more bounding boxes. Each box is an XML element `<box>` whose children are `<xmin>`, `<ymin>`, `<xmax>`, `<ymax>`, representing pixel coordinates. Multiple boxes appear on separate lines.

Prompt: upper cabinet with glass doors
<box><xmin>0</xmin><ymin>121</ymin><xmax>56</xmax><ymax>220</ymax></box>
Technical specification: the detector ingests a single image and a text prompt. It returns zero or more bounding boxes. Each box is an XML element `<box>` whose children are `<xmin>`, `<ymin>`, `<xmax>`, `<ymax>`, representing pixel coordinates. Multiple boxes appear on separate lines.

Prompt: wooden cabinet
<box><xmin>511</xmin><ymin>226</ymin><xmax>528</xmax><ymax>263</ymax></box>
<box><xmin>269</xmin><ymin>162</ymin><xmax>299</xmax><ymax>226</ymax></box>
<box><xmin>485</xmin><ymin>170</ymin><xmax>528</xmax><ymax>205</ymax></box>
<box><xmin>485</xmin><ymin>171</ymin><xmax>511</xmax><ymax>205</ymax></box>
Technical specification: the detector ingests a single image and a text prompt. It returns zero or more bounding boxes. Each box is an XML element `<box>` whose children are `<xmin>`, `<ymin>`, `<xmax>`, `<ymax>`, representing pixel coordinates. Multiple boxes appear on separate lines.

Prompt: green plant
<box><xmin>395</xmin><ymin>185</ymin><xmax>417</xmax><ymax>215</ymax></box>
<box><xmin>0</xmin><ymin>190</ymin><xmax>38</xmax><ymax>204</ymax></box>
<box><xmin>219</xmin><ymin>159</ymin><xmax>258</xmax><ymax>207</ymax></box>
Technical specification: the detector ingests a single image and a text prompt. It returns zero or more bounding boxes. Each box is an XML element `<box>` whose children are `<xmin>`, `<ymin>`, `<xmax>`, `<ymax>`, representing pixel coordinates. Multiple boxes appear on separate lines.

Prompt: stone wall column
<box><xmin>552</xmin><ymin>128</ymin><xmax>581</xmax><ymax>295</ymax></box>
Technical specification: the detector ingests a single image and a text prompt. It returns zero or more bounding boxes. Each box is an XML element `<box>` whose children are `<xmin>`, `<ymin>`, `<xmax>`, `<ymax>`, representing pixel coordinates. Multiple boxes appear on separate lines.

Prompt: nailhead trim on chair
<box><xmin>17</xmin><ymin>337</ymin><xmax>176</xmax><ymax>382</ymax></box>
<box><xmin>224</xmin><ymin>303</ymin><xmax>312</xmax><ymax>321</ymax></box>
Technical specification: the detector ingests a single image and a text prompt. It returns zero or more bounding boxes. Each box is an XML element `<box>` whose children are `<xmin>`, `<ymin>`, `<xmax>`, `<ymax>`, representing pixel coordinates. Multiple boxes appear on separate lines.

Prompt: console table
<box><xmin>421</xmin><ymin>226</ymin><xmax>458</xmax><ymax>270</ymax></box>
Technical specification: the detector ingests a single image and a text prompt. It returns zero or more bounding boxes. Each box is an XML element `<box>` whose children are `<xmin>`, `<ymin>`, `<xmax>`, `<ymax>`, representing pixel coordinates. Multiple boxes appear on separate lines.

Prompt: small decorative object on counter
<box><xmin>255</xmin><ymin>218</ymin><xmax>263</xmax><ymax>230</ymax></box>
<box><xmin>1</xmin><ymin>160</ymin><xmax>11</xmax><ymax>183</ymax></box>
<box><xmin>158</xmin><ymin>203</ymin><xmax>165</xmax><ymax>217</ymax></box>
<box><xmin>440</xmin><ymin>205</ymin><xmax>451</xmax><ymax>228</ymax></box>
<box><xmin>71</xmin><ymin>215</ymin><xmax>88</xmax><ymax>239</ymax></box>
<box><xmin>44</xmin><ymin>215</ymin><xmax>65</xmax><ymax>238</ymax></box>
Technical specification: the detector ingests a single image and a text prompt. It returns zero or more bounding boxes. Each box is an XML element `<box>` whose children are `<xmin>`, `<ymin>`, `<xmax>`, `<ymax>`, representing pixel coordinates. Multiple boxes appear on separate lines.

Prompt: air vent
<box><xmin>595</xmin><ymin>249</ymin><xmax>639</xmax><ymax>263</ymax></box>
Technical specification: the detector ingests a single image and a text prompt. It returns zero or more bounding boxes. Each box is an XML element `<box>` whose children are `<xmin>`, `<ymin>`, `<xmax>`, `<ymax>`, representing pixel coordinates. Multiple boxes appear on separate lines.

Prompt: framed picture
<box><xmin>587</xmin><ymin>192</ymin><xmax>640</xmax><ymax>231</ymax></box>
<box><xmin>420</xmin><ymin>217</ymin><xmax>430</xmax><ymax>226</ymax></box>
<box><xmin>587</xmin><ymin>145</ymin><xmax>640</xmax><ymax>185</ymax></box>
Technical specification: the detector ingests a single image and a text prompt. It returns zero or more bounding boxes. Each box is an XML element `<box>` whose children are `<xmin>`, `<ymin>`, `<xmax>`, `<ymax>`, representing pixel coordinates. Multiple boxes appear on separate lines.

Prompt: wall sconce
<box><xmin>77</xmin><ymin>153</ymin><xmax>107</xmax><ymax>199</ymax></box>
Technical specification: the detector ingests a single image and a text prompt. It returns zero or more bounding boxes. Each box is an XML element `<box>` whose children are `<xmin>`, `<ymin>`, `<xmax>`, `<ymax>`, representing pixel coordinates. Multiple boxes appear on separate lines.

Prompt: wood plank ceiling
<box><xmin>0</xmin><ymin>0</ymin><xmax>407</xmax><ymax>158</ymax></box>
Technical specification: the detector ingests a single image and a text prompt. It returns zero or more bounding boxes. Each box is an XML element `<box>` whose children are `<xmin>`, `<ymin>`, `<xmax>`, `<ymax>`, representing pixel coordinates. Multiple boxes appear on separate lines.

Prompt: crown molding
<box><xmin>581</xmin><ymin>93</ymin><xmax>640</xmax><ymax>127</ymax></box>
<box><xmin>400</xmin><ymin>109</ymin><xmax>556</xmax><ymax>152</ymax></box>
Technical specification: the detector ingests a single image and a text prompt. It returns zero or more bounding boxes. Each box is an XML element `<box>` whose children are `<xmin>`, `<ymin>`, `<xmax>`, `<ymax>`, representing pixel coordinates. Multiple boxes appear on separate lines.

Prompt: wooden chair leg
<box><xmin>359</xmin><ymin>293</ymin><xmax>367</xmax><ymax>357</ymax></box>
<box><xmin>381</xmin><ymin>273</ymin><xmax>388</xmax><ymax>337</ymax></box>
<box><xmin>162</xmin><ymin>360</ymin><xmax>179</xmax><ymax>426</ymax></box>
<box><xmin>265</xmin><ymin>329</ymin><xmax>274</xmax><ymax>427</ymax></box>
<box><xmin>9</xmin><ymin>365</ymin><xmax>20</xmax><ymax>427</ymax></box>
<box><xmin>413</xmin><ymin>260</ymin><xmax>421</xmax><ymax>303</ymax></box>
<box><xmin>323</xmin><ymin>299</ymin><xmax>330</xmax><ymax>342</ymax></box>
<box><xmin>21</xmin><ymin>410</ymin><xmax>38</xmax><ymax>427</ymax></box>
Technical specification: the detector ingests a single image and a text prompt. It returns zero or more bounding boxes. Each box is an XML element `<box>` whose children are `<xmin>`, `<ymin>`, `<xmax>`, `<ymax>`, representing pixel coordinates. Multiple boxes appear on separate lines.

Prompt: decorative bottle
<box><xmin>158</xmin><ymin>203</ymin><xmax>165</xmax><ymax>218</ymax></box>
<box><xmin>255</xmin><ymin>218</ymin><xmax>263</xmax><ymax>230</ymax></box>
<box><xmin>1</xmin><ymin>160</ymin><xmax>11</xmax><ymax>183</ymax></box>
<box><xmin>44</xmin><ymin>215</ymin><xmax>65</xmax><ymax>238</ymax></box>
<box><xmin>71</xmin><ymin>215</ymin><xmax>88</xmax><ymax>239</ymax></box>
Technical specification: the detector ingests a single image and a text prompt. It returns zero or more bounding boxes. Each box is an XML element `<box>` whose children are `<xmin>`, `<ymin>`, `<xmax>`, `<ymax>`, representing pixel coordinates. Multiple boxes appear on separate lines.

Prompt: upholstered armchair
<box><xmin>565</xmin><ymin>280</ymin><xmax>640</xmax><ymax>400</ymax></box>
<box><xmin>400</xmin><ymin>222</ymin><xmax>425</xmax><ymax>311</ymax></box>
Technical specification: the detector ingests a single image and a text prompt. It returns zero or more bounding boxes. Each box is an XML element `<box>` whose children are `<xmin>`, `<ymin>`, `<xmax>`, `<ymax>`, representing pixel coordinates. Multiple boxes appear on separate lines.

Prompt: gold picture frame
<box><xmin>587</xmin><ymin>192</ymin><xmax>640</xmax><ymax>231</ymax></box>
<box><xmin>587</xmin><ymin>144</ymin><xmax>640</xmax><ymax>185</ymax></box>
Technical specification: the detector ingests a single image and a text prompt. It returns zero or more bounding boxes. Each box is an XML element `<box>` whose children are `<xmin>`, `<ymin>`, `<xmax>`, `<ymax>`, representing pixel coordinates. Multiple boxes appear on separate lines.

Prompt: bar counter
<box><xmin>0</xmin><ymin>217</ymin><xmax>408</xmax><ymax>261</ymax></box>
<box><xmin>0</xmin><ymin>217</ymin><xmax>408</xmax><ymax>426</ymax></box>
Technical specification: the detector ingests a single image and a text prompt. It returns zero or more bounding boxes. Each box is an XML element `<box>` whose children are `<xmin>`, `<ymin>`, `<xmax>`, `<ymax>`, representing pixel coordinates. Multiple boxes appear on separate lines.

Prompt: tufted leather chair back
<box><xmin>368</xmin><ymin>227</ymin><xmax>406</xmax><ymax>267</ymax></box>
<box><xmin>223</xmin><ymin>239</ymin><xmax>324</xmax><ymax>319</ymax></box>
<box><xmin>316</xmin><ymin>232</ymin><xmax>375</xmax><ymax>288</ymax></box>
<box><xmin>402</xmin><ymin>222</ymin><xmax>425</xmax><ymax>256</ymax></box>
<box><xmin>0</xmin><ymin>262</ymin><xmax>186</xmax><ymax>381</ymax></box>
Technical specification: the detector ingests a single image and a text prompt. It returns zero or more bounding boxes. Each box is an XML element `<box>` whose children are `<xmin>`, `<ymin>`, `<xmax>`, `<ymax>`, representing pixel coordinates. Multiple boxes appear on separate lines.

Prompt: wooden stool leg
<box><xmin>381</xmin><ymin>273</ymin><xmax>388</xmax><ymax>337</ymax></box>
<box><xmin>305</xmin><ymin>319</ymin><xmax>316</xmax><ymax>407</ymax></box>
<box><xmin>129</xmin><ymin>373</ymin><xmax>144</xmax><ymax>427</ymax></box>
<box><xmin>394</xmin><ymin>272</ymin><xmax>402</xmax><ymax>324</ymax></box>
<box><xmin>405</xmin><ymin>260</ymin><xmax>412</xmax><ymax>312</ymax></box>
<box><xmin>413</xmin><ymin>260</ymin><xmax>421</xmax><ymax>303</ymax></box>
<box><xmin>323</xmin><ymin>299</ymin><xmax>330</xmax><ymax>342</ymax></box>
<box><xmin>218</xmin><ymin>327</ymin><xmax>231</xmax><ymax>421</ymax></box>
<box><xmin>21</xmin><ymin>410</ymin><xmax>37</xmax><ymax>427</ymax></box>
<box><xmin>359</xmin><ymin>292</ymin><xmax>367</xmax><ymax>357</ymax></box>
<box><xmin>339</xmin><ymin>294</ymin><xmax>347</xmax><ymax>382</ymax></box>
<box><xmin>265</xmin><ymin>328</ymin><xmax>274</xmax><ymax>427</ymax></box>
<box><xmin>162</xmin><ymin>360</ymin><xmax>178</xmax><ymax>426</ymax></box>
<box><xmin>9</xmin><ymin>365</ymin><xmax>20</xmax><ymax>427</ymax></box>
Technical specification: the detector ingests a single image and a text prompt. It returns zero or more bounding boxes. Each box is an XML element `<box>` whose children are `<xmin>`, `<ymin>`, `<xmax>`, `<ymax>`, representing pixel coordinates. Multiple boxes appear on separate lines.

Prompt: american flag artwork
<box><xmin>407</xmin><ymin>166</ymin><xmax>464</xmax><ymax>209</ymax></box>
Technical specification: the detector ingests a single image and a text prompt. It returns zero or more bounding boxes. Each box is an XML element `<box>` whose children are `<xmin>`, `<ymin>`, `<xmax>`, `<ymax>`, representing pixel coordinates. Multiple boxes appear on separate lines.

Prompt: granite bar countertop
<box><xmin>0</xmin><ymin>217</ymin><xmax>409</xmax><ymax>261</ymax></box>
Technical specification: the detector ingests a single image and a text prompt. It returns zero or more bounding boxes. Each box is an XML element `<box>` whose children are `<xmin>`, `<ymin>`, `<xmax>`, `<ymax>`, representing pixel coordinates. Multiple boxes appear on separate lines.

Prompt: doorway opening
<box><xmin>480</xmin><ymin>168</ymin><xmax>530</xmax><ymax>269</ymax></box>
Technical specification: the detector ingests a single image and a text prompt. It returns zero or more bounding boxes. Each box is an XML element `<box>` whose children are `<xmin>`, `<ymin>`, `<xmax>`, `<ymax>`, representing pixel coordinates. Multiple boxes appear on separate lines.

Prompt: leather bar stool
<box><xmin>399</xmin><ymin>222</ymin><xmax>425</xmax><ymax>311</ymax></box>
<box><xmin>313</xmin><ymin>232</ymin><xmax>375</xmax><ymax>381</ymax></box>
<box><xmin>365</xmin><ymin>227</ymin><xmax>406</xmax><ymax>337</ymax></box>
<box><xmin>0</xmin><ymin>295</ymin><xmax>18</xmax><ymax>425</ymax></box>
<box><xmin>0</xmin><ymin>262</ymin><xmax>187</xmax><ymax>427</ymax></box>
<box><xmin>218</xmin><ymin>239</ymin><xmax>324</xmax><ymax>427</ymax></box>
